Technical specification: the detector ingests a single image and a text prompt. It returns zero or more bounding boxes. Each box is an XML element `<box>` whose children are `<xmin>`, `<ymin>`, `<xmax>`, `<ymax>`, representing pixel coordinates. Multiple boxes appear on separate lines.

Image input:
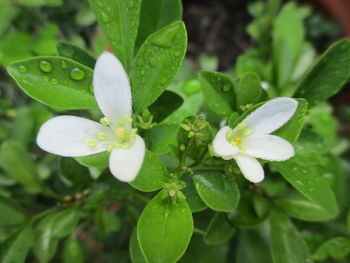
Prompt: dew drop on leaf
<box><xmin>61</xmin><ymin>60</ymin><xmax>68</xmax><ymax>69</ymax></box>
<box><xmin>51</xmin><ymin>78</ymin><xmax>58</xmax><ymax>84</ymax></box>
<box><xmin>101</xmin><ymin>12</ymin><xmax>110</xmax><ymax>23</ymax></box>
<box><xmin>70</xmin><ymin>68</ymin><xmax>86</xmax><ymax>81</ymax></box>
<box><xmin>151</xmin><ymin>24</ymin><xmax>179</xmax><ymax>48</ymax></box>
<box><xmin>19</xmin><ymin>65</ymin><xmax>27</xmax><ymax>73</ymax></box>
<box><xmin>222</xmin><ymin>84</ymin><xmax>232</xmax><ymax>92</ymax></box>
<box><xmin>43</xmin><ymin>76</ymin><xmax>49</xmax><ymax>82</ymax></box>
<box><xmin>39</xmin><ymin>61</ymin><xmax>52</xmax><ymax>73</ymax></box>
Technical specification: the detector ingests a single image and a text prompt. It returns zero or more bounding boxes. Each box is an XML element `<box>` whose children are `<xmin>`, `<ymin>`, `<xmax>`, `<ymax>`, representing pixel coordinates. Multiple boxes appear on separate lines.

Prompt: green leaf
<box><xmin>57</xmin><ymin>42</ymin><xmax>96</xmax><ymax>68</ymax></box>
<box><xmin>347</xmin><ymin>208</ymin><xmax>350</xmax><ymax>234</ymax></box>
<box><xmin>193</xmin><ymin>171</ymin><xmax>240</xmax><ymax>212</ymax></box>
<box><xmin>60</xmin><ymin>157</ymin><xmax>93</xmax><ymax>188</ymax></box>
<box><xmin>75</xmin><ymin>151</ymin><xmax>109</xmax><ymax>169</ymax></box>
<box><xmin>137</xmin><ymin>191</ymin><xmax>193</xmax><ymax>263</ymax></box>
<box><xmin>129</xmin><ymin>229</ymin><xmax>147</xmax><ymax>263</ymax></box>
<box><xmin>95</xmin><ymin>208</ymin><xmax>120</xmax><ymax>235</ymax></box>
<box><xmin>33</xmin><ymin>214</ymin><xmax>59</xmax><ymax>263</ymax></box>
<box><xmin>7</xmin><ymin>57</ymin><xmax>96</xmax><ymax>110</ymax></box>
<box><xmin>204</xmin><ymin>213</ymin><xmax>235</xmax><ymax>245</ymax></box>
<box><xmin>52</xmin><ymin>207</ymin><xmax>80</xmax><ymax>238</ymax></box>
<box><xmin>182</xmin><ymin>175</ymin><xmax>207</xmax><ymax>213</ymax></box>
<box><xmin>179</xmin><ymin>234</ymin><xmax>228</xmax><ymax>263</ymax></box>
<box><xmin>199</xmin><ymin>70</ymin><xmax>235</xmax><ymax>117</ymax></box>
<box><xmin>0</xmin><ymin>224</ymin><xmax>34</xmax><ymax>263</ymax></box>
<box><xmin>146</xmin><ymin>124</ymin><xmax>179</xmax><ymax>155</ymax></box>
<box><xmin>296</xmin><ymin>39</ymin><xmax>350</xmax><ymax>105</ymax></box>
<box><xmin>148</xmin><ymin>90</ymin><xmax>183</xmax><ymax>122</ymax></box>
<box><xmin>88</xmin><ymin>0</ymin><xmax>141</xmax><ymax>71</ymax></box>
<box><xmin>313</xmin><ymin>237</ymin><xmax>350</xmax><ymax>261</ymax></box>
<box><xmin>136</xmin><ymin>0</ymin><xmax>182</xmax><ymax>49</ymax></box>
<box><xmin>228</xmin><ymin>191</ymin><xmax>270</xmax><ymax>228</ymax></box>
<box><xmin>236</xmin><ymin>72</ymin><xmax>262</xmax><ymax>108</ymax></box>
<box><xmin>236</xmin><ymin>229</ymin><xmax>273</xmax><ymax>263</ymax></box>
<box><xmin>33</xmin><ymin>24</ymin><xmax>59</xmax><ymax>55</ymax></box>
<box><xmin>0</xmin><ymin>140</ymin><xmax>39</xmax><ymax>188</ymax></box>
<box><xmin>132</xmin><ymin>21</ymin><xmax>187</xmax><ymax>112</ymax></box>
<box><xmin>270</xmin><ymin>209</ymin><xmax>313</xmax><ymax>263</ymax></box>
<box><xmin>274</xmin><ymin>98</ymin><xmax>308</xmax><ymax>143</ymax></box>
<box><xmin>275</xmin><ymin>196</ymin><xmax>334</xmax><ymax>222</ymax></box>
<box><xmin>273</xmin><ymin>130</ymin><xmax>338</xmax><ymax>217</ymax></box>
<box><xmin>130</xmin><ymin>150</ymin><xmax>168</xmax><ymax>192</ymax></box>
<box><xmin>0</xmin><ymin>0</ymin><xmax>18</xmax><ymax>36</ymax></box>
<box><xmin>11</xmin><ymin>107</ymin><xmax>34</xmax><ymax>147</ymax></box>
<box><xmin>0</xmin><ymin>196</ymin><xmax>28</xmax><ymax>226</ymax></box>
<box><xmin>63</xmin><ymin>236</ymin><xmax>84</xmax><ymax>263</ymax></box>
<box><xmin>273</xmin><ymin>2</ymin><xmax>304</xmax><ymax>88</ymax></box>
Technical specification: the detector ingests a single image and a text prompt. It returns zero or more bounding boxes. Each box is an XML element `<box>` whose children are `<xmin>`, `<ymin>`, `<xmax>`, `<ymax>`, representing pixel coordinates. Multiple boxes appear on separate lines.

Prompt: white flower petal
<box><xmin>233</xmin><ymin>153</ymin><xmax>264</xmax><ymax>183</ymax></box>
<box><xmin>212</xmin><ymin>126</ymin><xmax>238</xmax><ymax>159</ymax></box>
<box><xmin>37</xmin><ymin>116</ymin><xmax>114</xmax><ymax>157</ymax></box>
<box><xmin>243</xmin><ymin>97</ymin><xmax>298</xmax><ymax>134</ymax></box>
<box><xmin>242</xmin><ymin>135</ymin><xmax>294</xmax><ymax>161</ymax></box>
<box><xmin>109</xmin><ymin>135</ymin><xmax>145</xmax><ymax>182</ymax></box>
<box><xmin>93</xmin><ymin>52</ymin><xmax>132</xmax><ymax>126</ymax></box>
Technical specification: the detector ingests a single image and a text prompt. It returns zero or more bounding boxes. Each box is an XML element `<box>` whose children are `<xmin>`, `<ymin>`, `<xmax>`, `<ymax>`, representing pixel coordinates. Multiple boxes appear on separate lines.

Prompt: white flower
<box><xmin>212</xmin><ymin>97</ymin><xmax>298</xmax><ymax>183</ymax></box>
<box><xmin>37</xmin><ymin>52</ymin><xmax>145</xmax><ymax>182</ymax></box>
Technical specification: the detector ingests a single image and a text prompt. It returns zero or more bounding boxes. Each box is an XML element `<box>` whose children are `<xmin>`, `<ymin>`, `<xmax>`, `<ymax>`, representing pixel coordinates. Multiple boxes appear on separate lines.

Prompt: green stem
<box><xmin>193</xmin><ymin>227</ymin><xmax>206</xmax><ymax>235</ymax></box>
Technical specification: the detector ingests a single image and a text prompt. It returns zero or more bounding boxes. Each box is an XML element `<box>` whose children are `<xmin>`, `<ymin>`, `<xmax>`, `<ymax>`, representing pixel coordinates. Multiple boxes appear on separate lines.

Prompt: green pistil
<box><xmin>226</xmin><ymin>122</ymin><xmax>252</xmax><ymax>151</ymax></box>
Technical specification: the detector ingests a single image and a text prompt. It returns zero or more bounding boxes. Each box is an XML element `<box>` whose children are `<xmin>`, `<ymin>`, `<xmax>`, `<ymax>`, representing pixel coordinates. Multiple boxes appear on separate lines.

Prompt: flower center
<box><xmin>87</xmin><ymin>116</ymin><xmax>137</xmax><ymax>151</ymax></box>
<box><xmin>226</xmin><ymin>122</ymin><xmax>252</xmax><ymax>151</ymax></box>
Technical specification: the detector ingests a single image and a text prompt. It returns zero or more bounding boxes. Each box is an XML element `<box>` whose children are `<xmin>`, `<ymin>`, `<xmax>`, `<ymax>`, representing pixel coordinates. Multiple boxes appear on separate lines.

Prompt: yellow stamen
<box><xmin>100</xmin><ymin>117</ymin><xmax>111</xmax><ymax>126</ymax></box>
<box><xmin>238</xmin><ymin>123</ymin><xmax>247</xmax><ymax>129</ymax></box>
<box><xmin>87</xmin><ymin>140</ymin><xmax>97</xmax><ymax>147</ymax></box>
<box><xmin>115</xmin><ymin>127</ymin><xmax>126</xmax><ymax>139</ymax></box>
<box><xmin>97</xmin><ymin>133</ymin><xmax>107</xmax><ymax>140</ymax></box>
<box><xmin>243</xmin><ymin>128</ymin><xmax>252</xmax><ymax>136</ymax></box>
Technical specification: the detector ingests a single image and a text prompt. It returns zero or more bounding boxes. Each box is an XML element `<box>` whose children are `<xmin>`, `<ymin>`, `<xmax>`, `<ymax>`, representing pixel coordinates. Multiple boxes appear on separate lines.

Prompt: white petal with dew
<box><xmin>242</xmin><ymin>135</ymin><xmax>294</xmax><ymax>161</ymax></box>
<box><xmin>109</xmin><ymin>135</ymin><xmax>146</xmax><ymax>182</ymax></box>
<box><xmin>244</xmin><ymin>97</ymin><xmax>298</xmax><ymax>134</ymax></box>
<box><xmin>37</xmin><ymin>116</ymin><xmax>114</xmax><ymax>157</ymax></box>
<box><xmin>212</xmin><ymin>126</ymin><xmax>238</xmax><ymax>159</ymax></box>
<box><xmin>93</xmin><ymin>52</ymin><xmax>132</xmax><ymax>127</ymax></box>
<box><xmin>233</xmin><ymin>153</ymin><xmax>264</xmax><ymax>183</ymax></box>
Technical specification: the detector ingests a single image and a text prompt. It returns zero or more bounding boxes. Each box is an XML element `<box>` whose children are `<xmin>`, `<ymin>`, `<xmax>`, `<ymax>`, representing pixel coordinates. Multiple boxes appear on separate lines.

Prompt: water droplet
<box><xmin>43</xmin><ymin>76</ymin><xmax>49</xmax><ymax>82</ymax></box>
<box><xmin>70</xmin><ymin>68</ymin><xmax>86</xmax><ymax>80</ymax></box>
<box><xmin>51</xmin><ymin>78</ymin><xmax>58</xmax><ymax>84</ymax></box>
<box><xmin>174</xmin><ymin>51</ymin><xmax>180</xmax><ymax>57</ymax></box>
<box><xmin>222</xmin><ymin>84</ymin><xmax>232</xmax><ymax>92</ymax></box>
<box><xmin>61</xmin><ymin>60</ymin><xmax>68</xmax><ymax>69</ymax></box>
<box><xmin>149</xmin><ymin>57</ymin><xmax>157</xmax><ymax>67</ymax></box>
<box><xmin>19</xmin><ymin>65</ymin><xmax>27</xmax><ymax>73</ymax></box>
<box><xmin>101</xmin><ymin>12</ymin><xmax>110</xmax><ymax>23</ymax></box>
<box><xmin>39</xmin><ymin>61</ymin><xmax>52</xmax><ymax>73</ymax></box>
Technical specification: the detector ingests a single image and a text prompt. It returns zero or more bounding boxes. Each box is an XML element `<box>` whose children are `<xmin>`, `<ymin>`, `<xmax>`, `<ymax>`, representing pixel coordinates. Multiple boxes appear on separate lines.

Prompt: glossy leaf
<box><xmin>313</xmin><ymin>237</ymin><xmax>350</xmax><ymax>261</ymax></box>
<box><xmin>193</xmin><ymin>171</ymin><xmax>240</xmax><ymax>212</ymax></box>
<box><xmin>132</xmin><ymin>21</ymin><xmax>187</xmax><ymax>112</ymax></box>
<box><xmin>204</xmin><ymin>213</ymin><xmax>235</xmax><ymax>245</ymax></box>
<box><xmin>11</xmin><ymin>107</ymin><xmax>34</xmax><ymax>147</ymax></box>
<box><xmin>0</xmin><ymin>196</ymin><xmax>28</xmax><ymax>226</ymax></box>
<box><xmin>63</xmin><ymin>236</ymin><xmax>84</xmax><ymax>263</ymax></box>
<box><xmin>95</xmin><ymin>208</ymin><xmax>120</xmax><ymax>235</ymax></box>
<box><xmin>7</xmin><ymin>56</ymin><xmax>96</xmax><ymax>110</ymax></box>
<box><xmin>270</xmin><ymin>209</ymin><xmax>313</xmax><ymax>263</ymax></box>
<box><xmin>275</xmin><ymin>196</ymin><xmax>334</xmax><ymax>222</ymax></box>
<box><xmin>33</xmin><ymin>214</ymin><xmax>59</xmax><ymax>263</ymax></box>
<box><xmin>273</xmin><ymin>130</ymin><xmax>338</xmax><ymax>218</ymax></box>
<box><xmin>129</xmin><ymin>150</ymin><xmax>168</xmax><ymax>192</ymax></box>
<box><xmin>137</xmin><ymin>191</ymin><xmax>193</xmax><ymax>263</ymax></box>
<box><xmin>236</xmin><ymin>72</ymin><xmax>262</xmax><ymax>108</ymax></box>
<box><xmin>146</xmin><ymin>124</ymin><xmax>179</xmax><ymax>155</ymax></box>
<box><xmin>57</xmin><ymin>42</ymin><xmax>96</xmax><ymax>68</ymax></box>
<box><xmin>129</xmin><ymin>229</ymin><xmax>147</xmax><ymax>263</ymax></box>
<box><xmin>274</xmin><ymin>98</ymin><xmax>308</xmax><ymax>143</ymax></box>
<box><xmin>0</xmin><ymin>224</ymin><xmax>33</xmax><ymax>263</ymax></box>
<box><xmin>0</xmin><ymin>140</ymin><xmax>39</xmax><ymax>188</ymax></box>
<box><xmin>296</xmin><ymin>39</ymin><xmax>350</xmax><ymax>105</ymax></box>
<box><xmin>199</xmin><ymin>70</ymin><xmax>236</xmax><ymax>117</ymax></box>
<box><xmin>75</xmin><ymin>151</ymin><xmax>109</xmax><ymax>169</ymax></box>
<box><xmin>136</xmin><ymin>0</ymin><xmax>182</xmax><ymax>49</ymax></box>
<box><xmin>182</xmin><ymin>175</ymin><xmax>207</xmax><ymax>213</ymax></box>
<box><xmin>148</xmin><ymin>90</ymin><xmax>183</xmax><ymax>122</ymax></box>
<box><xmin>52</xmin><ymin>206</ymin><xmax>80</xmax><ymax>238</ymax></box>
<box><xmin>88</xmin><ymin>0</ymin><xmax>141</xmax><ymax>71</ymax></box>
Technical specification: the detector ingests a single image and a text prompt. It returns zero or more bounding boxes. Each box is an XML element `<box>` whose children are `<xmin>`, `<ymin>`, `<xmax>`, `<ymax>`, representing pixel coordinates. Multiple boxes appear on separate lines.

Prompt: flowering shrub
<box><xmin>1</xmin><ymin>0</ymin><xmax>350</xmax><ymax>263</ymax></box>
